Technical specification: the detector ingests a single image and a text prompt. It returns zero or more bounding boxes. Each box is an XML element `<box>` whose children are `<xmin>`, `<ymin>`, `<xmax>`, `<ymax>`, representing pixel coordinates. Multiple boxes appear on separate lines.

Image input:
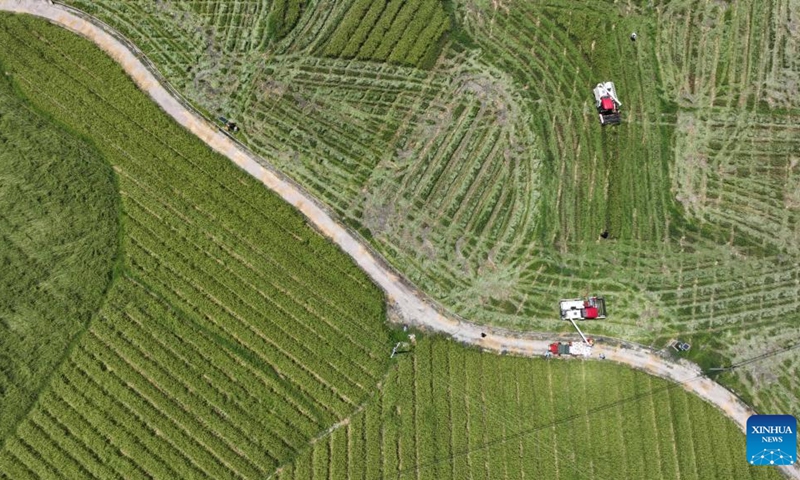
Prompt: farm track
<box><xmin>2</xmin><ymin>2</ymin><xmax>797</xmax><ymax>478</ymax></box>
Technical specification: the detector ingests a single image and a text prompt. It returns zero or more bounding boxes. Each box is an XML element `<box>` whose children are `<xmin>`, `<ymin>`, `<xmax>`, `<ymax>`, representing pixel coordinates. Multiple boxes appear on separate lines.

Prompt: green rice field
<box><xmin>0</xmin><ymin>0</ymin><xmax>797</xmax><ymax>478</ymax></box>
<box><xmin>277</xmin><ymin>337</ymin><xmax>781</xmax><ymax>480</ymax></box>
<box><xmin>0</xmin><ymin>12</ymin><xmax>391</xmax><ymax>478</ymax></box>
<box><xmin>0</xmin><ymin>68</ymin><xmax>121</xmax><ymax>443</ymax></box>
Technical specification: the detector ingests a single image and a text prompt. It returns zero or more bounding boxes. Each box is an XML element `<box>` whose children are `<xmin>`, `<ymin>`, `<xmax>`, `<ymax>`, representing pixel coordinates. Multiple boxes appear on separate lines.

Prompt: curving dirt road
<box><xmin>2</xmin><ymin>1</ymin><xmax>797</xmax><ymax>477</ymax></box>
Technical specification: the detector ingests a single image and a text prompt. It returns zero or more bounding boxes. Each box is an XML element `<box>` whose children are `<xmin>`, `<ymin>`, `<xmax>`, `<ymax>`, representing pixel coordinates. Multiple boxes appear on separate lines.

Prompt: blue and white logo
<box><xmin>747</xmin><ymin>415</ymin><xmax>796</xmax><ymax>466</ymax></box>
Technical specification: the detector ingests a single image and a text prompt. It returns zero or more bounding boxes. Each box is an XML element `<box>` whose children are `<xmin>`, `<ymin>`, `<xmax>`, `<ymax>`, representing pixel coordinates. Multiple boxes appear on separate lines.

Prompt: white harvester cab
<box><xmin>593</xmin><ymin>82</ymin><xmax>622</xmax><ymax>125</ymax></box>
<box><xmin>559</xmin><ymin>296</ymin><xmax>606</xmax><ymax>321</ymax></box>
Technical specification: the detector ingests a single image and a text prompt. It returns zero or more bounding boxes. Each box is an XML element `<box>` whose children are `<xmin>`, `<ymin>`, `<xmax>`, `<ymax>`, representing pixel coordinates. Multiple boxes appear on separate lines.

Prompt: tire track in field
<box><xmin>2</xmin><ymin>2</ymin><xmax>797</xmax><ymax>478</ymax></box>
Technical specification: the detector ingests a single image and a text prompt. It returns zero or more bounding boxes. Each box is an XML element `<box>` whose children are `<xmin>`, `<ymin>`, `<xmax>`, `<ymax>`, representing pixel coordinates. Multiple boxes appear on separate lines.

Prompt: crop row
<box><xmin>656</xmin><ymin>0</ymin><xmax>799</xmax><ymax>111</ymax></box>
<box><xmin>98</xmin><ymin>300</ymin><xmax>298</xmax><ymax>460</ymax></box>
<box><xmin>0</xmin><ymin>72</ymin><xmax>120</xmax><ymax>444</ymax></box>
<box><xmin>0</xmin><ymin>25</ymin><xmax>388</xmax><ymax>330</ymax></box>
<box><xmin>0</xmin><ymin>14</ymin><xmax>391</xmax><ymax>479</ymax></box>
<box><xmin>275</xmin><ymin>337</ymin><xmax>778</xmax><ymax>480</ymax></box>
<box><xmin>0</xmin><ymin>16</ymin><xmax>388</xmax><ymax>329</ymax></box>
<box><xmin>112</xmin><ymin>151</ymin><xmax>388</xmax><ymax>349</ymax></box>
<box><xmin>123</xmin><ymin>281</ymin><xmax>321</xmax><ymax>439</ymax></box>
<box><xmin>321</xmin><ymin>0</ymin><xmax>450</xmax><ymax>67</ymax></box>
<box><xmin>124</xmin><ymin>224</ymin><xmax>364</xmax><ymax>414</ymax></box>
<box><xmin>267</xmin><ymin>0</ymin><xmax>306</xmax><ymax>41</ymax></box>
<box><xmin>54</xmin><ymin>0</ymin><xmax>800</xmax><ymax>424</ymax></box>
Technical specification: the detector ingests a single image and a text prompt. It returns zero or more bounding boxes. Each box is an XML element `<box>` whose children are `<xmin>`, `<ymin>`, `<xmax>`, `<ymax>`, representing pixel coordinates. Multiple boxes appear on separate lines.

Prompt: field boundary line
<box><xmin>1</xmin><ymin>3</ymin><xmax>798</xmax><ymax>478</ymax></box>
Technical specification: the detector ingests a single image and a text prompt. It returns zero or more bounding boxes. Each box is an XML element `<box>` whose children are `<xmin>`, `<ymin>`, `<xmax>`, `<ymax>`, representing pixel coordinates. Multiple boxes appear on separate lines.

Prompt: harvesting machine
<box><xmin>559</xmin><ymin>296</ymin><xmax>606</xmax><ymax>321</ymax></box>
<box><xmin>593</xmin><ymin>82</ymin><xmax>622</xmax><ymax>125</ymax></box>
<box><xmin>549</xmin><ymin>296</ymin><xmax>605</xmax><ymax>358</ymax></box>
<box><xmin>548</xmin><ymin>341</ymin><xmax>594</xmax><ymax>357</ymax></box>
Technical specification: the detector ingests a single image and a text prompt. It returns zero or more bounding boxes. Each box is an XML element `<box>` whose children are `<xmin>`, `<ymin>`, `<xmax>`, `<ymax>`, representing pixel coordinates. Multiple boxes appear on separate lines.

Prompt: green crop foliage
<box><xmin>0</xmin><ymin>71</ymin><xmax>121</xmax><ymax>443</ymax></box>
<box><xmin>277</xmin><ymin>337</ymin><xmax>782</xmax><ymax>480</ymax></box>
<box><xmin>322</xmin><ymin>0</ymin><xmax>451</xmax><ymax>67</ymax></box>
<box><xmin>0</xmin><ymin>13</ymin><xmax>391</xmax><ymax>478</ymax></box>
<box><xmin>268</xmin><ymin>0</ymin><xmax>306</xmax><ymax>41</ymax></box>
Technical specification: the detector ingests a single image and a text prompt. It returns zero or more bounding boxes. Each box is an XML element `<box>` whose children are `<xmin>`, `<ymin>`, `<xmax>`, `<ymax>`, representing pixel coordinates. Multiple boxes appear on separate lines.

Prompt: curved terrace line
<box><xmin>2</xmin><ymin>2</ymin><xmax>796</xmax><ymax>477</ymax></box>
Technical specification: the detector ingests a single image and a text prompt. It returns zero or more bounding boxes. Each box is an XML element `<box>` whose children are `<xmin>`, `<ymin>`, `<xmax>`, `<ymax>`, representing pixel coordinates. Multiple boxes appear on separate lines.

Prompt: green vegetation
<box><xmin>0</xmin><ymin>13</ymin><xmax>391</xmax><ymax>477</ymax></box>
<box><xmin>322</xmin><ymin>0</ymin><xmax>451</xmax><ymax>67</ymax></box>
<box><xmin>65</xmin><ymin>0</ymin><xmax>279</xmax><ymax>106</ymax></box>
<box><xmin>60</xmin><ymin>0</ymin><xmax>800</xmax><ymax>414</ymax></box>
<box><xmin>268</xmin><ymin>0</ymin><xmax>306</xmax><ymax>41</ymax></box>
<box><xmin>0</xmin><ymin>72</ymin><xmax>120</xmax><ymax>441</ymax></box>
<box><xmin>0</xmin><ymin>4</ymin><xmax>793</xmax><ymax>478</ymax></box>
<box><xmin>277</xmin><ymin>337</ymin><xmax>781</xmax><ymax>480</ymax></box>
<box><xmin>464</xmin><ymin>0</ymin><xmax>794</xmax><ymax>416</ymax></box>
<box><xmin>453</xmin><ymin>0</ymin><xmax>800</xmax><ymax>416</ymax></box>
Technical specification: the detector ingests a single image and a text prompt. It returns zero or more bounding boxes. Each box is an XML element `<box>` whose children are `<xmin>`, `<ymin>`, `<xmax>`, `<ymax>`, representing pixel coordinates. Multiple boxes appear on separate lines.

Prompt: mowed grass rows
<box><xmin>656</xmin><ymin>0</ymin><xmax>800</xmax><ymax>111</ymax></box>
<box><xmin>443</xmin><ymin>0</ymin><xmax>800</xmax><ymax>414</ymax></box>
<box><xmin>72</xmin><ymin>1</ymin><xmax>275</xmax><ymax>77</ymax></box>
<box><xmin>277</xmin><ymin>337</ymin><xmax>781</xmax><ymax>480</ymax></box>
<box><xmin>237</xmin><ymin>54</ymin><xmax>541</xmax><ymax>301</ymax></box>
<box><xmin>461</xmin><ymin>1</ymin><xmax>676</xmax><ymax>244</ymax></box>
<box><xmin>673</xmin><ymin>112</ymin><xmax>800</xmax><ymax>255</ymax></box>
<box><xmin>66</xmin><ymin>0</ymin><xmax>286</xmax><ymax>116</ymax></box>
<box><xmin>0</xmin><ymin>13</ymin><xmax>391</xmax><ymax>479</ymax></box>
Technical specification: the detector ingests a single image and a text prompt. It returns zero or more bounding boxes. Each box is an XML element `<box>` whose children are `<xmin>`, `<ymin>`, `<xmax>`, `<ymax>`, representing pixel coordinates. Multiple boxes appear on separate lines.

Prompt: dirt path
<box><xmin>3</xmin><ymin>1</ymin><xmax>797</xmax><ymax>477</ymax></box>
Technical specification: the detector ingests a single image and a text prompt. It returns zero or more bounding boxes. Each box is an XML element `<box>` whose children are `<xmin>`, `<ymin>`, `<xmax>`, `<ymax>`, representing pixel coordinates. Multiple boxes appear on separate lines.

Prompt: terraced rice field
<box><xmin>0</xmin><ymin>13</ymin><xmax>391</xmax><ymax>478</ymax></box>
<box><xmin>276</xmin><ymin>337</ymin><xmax>782</xmax><ymax>480</ymax></box>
